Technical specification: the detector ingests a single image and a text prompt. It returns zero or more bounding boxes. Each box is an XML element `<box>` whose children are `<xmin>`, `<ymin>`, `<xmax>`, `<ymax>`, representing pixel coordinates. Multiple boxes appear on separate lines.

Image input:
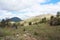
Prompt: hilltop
<box><xmin>10</xmin><ymin>17</ymin><xmax>22</xmax><ymax>22</ymax></box>
<box><xmin>20</xmin><ymin>14</ymin><xmax>54</xmax><ymax>24</ymax></box>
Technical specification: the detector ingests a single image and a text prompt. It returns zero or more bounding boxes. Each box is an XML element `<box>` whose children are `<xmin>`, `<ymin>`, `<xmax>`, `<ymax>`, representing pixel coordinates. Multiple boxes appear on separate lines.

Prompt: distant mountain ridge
<box><xmin>10</xmin><ymin>17</ymin><xmax>22</xmax><ymax>22</ymax></box>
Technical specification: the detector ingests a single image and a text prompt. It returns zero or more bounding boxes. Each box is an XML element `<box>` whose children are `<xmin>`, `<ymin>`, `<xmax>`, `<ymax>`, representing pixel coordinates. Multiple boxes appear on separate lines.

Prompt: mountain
<box><xmin>10</xmin><ymin>17</ymin><xmax>22</xmax><ymax>22</ymax></box>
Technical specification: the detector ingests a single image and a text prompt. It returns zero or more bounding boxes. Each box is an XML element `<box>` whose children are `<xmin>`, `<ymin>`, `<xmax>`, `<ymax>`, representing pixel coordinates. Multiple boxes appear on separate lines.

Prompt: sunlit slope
<box><xmin>20</xmin><ymin>14</ymin><xmax>54</xmax><ymax>24</ymax></box>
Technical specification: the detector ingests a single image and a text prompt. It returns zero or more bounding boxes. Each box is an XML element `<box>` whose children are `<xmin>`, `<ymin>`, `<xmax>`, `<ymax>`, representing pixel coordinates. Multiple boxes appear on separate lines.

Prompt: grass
<box><xmin>21</xmin><ymin>23</ymin><xmax>60</xmax><ymax>40</ymax></box>
<box><xmin>0</xmin><ymin>23</ymin><xmax>60</xmax><ymax>40</ymax></box>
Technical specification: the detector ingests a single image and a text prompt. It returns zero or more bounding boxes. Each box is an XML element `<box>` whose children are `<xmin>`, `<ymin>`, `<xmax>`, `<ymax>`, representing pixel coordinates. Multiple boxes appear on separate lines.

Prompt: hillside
<box><xmin>25</xmin><ymin>14</ymin><xmax>54</xmax><ymax>22</ymax></box>
<box><xmin>0</xmin><ymin>23</ymin><xmax>60</xmax><ymax>40</ymax></box>
<box><xmin>19</xmin><ymin>14</ymin><xmax>54</xmax><ymax>25</ymax></box>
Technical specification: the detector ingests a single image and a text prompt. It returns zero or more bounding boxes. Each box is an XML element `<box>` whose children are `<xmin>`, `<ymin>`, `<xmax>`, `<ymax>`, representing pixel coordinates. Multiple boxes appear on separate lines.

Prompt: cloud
<box><xmin>0</xmin><ymin>10</ymin><xmax>34</xmax><ymax>20</ymax></box>
<box><xmin>0</xmin><ymin>0</ymin><xmax>47</xmax><ymax>11</ymax></box>
<box><xmin>0</xmin><ymin>10</ymin><xmax>13</xmax><ymax>19</ymax></box>
<box><xmin>19</xmin><ymin>2</ymin><xmax>60</xmax><ymax>15</ymax></box>
<box><xmin>0</xmin><ymin>0</ymin><xmax>60</xmax><ymax>20</ymax></box>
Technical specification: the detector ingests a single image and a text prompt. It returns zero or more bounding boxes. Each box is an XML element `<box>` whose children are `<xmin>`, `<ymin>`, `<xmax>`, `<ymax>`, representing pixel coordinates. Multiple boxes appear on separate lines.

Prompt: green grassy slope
<box><xmin>0</xmin><ymin>23</ymin><xmax>60</xmax><ymax>40</ymax></box>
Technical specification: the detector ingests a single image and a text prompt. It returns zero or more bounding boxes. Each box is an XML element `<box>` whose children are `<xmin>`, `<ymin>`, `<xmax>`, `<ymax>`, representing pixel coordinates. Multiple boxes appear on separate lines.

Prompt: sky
<box><xmin>0</xmin><ymin>0</ymin><xmax>60</xmax><ymax>20</ymax></box>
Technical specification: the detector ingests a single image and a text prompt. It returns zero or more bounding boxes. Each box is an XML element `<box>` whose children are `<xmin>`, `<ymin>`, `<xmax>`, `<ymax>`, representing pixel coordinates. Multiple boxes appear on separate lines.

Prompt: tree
<box><xmin>0</xmin><ymin>19</ymin><xmax>6</xmax><ymax>27</ymax></box>
<box><xmin>5</xmin><ymin>18</ymin><xmax>11</xmax><ymax>27</ymax></box>
<box><xmin>0</xmin><ymin>18</ymin><xmax>11</xmax><ymax>28</ymax></box>
<box><xmin>50</xmin><ymin>16</ymin><xmax>54</xmax><ymax>26</ymax></box>
<box><xmin>56</xmin><ymin>12</ymin><xmax>60</xmax><ymax>17</ymax></box>
<box><xmin>41</xmin><ymin>17</ymin><xmax>47</xmax><ymax>23</ymax></box>
<box><xmin>12</xmin><ymin>23</ymin><xmax>18</xmax><ymax>29</ymax></box>
<box><xmin>50</xmin><ymin>16</ymin><xmax>54</xmax><ymax>20</ymax></box>
<box><xmin>50</xmin><ymin>15</ymin><xmax>60</xmax><ymax>26</ymax></box>
<box><xmin>29</xmin><ymin>22</ymin><xmax>32</xmax><ymax>25</ymax></box>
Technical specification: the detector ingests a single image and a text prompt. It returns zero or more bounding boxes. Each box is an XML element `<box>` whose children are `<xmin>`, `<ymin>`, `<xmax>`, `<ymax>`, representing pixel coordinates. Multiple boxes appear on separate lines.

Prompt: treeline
<box><xmin>49</xmin><ymin>12</ymin><xmax>60</xmax><ymax>26</ymax></box>
<box><xmin>40</xmin><ymin>12</ymin><xmax>60</xmax><ymax>26</ymax></box>
<box><xmin>0</xmin><ymin>18</ymin><xmax>18</xmax><ymax>29</ymax></box>
<box><xmin>0</xmin><ymin>18</ymin><xmax>11</xmax><ymax>28</ymax></box>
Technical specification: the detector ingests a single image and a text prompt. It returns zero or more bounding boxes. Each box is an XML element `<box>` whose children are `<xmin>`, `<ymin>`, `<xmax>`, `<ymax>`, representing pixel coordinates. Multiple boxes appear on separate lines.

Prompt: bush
<box><xmin>29</xmin><ymin>22</ymin><xmax>32</xmax><ymax>25</ymax></box>
<box><xmin>49</xmin><ymin>15</ymin><xmax>60</xmax><ymax>26</ymax></box>
<box><xmin>40</xmin><ymin>17</ymin><xmax>47</xmax><ymax>23</ymax></box>
<box><xmin>34</xmin><ymin>32</ymin><xmax>39</xmax><ymax>36</ymax></box>
<box><xmin>23</xmin><ymin>28</ymin><xmax>26</xmax><ymax>31</ymax></box>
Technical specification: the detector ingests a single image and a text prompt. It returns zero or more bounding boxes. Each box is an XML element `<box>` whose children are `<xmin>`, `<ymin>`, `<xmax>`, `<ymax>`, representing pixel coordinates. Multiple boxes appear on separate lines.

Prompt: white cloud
<box><xmin>0</xmin><ymin>0</ymin><xmax>60</xmax><ymax>20</ymax></box>
<box><xmin>0</xmin><ymin>10</ymin><xmax>13</xmax><ymax>19</ymax></box>
<box><xmin>0</xmin><ymin>0</ymin><xmax>48</xmax><ymax>11</ymax></box>
<box><xmin>19</xmin><ymin>2</ymin><xmax>60</xmax><ymax>15</ymax></box>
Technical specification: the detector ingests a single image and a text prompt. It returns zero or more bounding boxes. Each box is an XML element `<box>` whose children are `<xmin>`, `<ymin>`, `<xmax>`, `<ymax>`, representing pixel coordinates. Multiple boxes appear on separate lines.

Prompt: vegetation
<box><xmin>49</xmin><ymin>12</ymin><xmax>60</xmax><ymax>26</ymax></box>
<box><xmin>56</xmin><ymin>12</ymin><xmax>60</xmax><ymax>17</ymax></box>
<box><xmin>0</xmin><ymin>23</ymin><xmax>60</xmax><ymax>40</ymax></box>
<box><xmin>0</xmin><ymin>11</ymin><xmax>60</xmax><ymax>40</ymax></box>
<box><xmin>40</xmin><ymin>17</ymin><xmax>47</xmax><ymax>23</ymax></box>
<box><xmin>29</xmin><ymin>22</ymin><xmax>32</xmax><ymax>25</ymax></box>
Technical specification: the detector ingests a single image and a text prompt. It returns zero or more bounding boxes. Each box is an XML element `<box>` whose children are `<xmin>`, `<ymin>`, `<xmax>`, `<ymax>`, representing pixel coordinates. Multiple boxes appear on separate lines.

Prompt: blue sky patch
<box><xmin>41</xmin><ymin>0</ymin><xmax>60</xmax><ymax>5</ymax></box>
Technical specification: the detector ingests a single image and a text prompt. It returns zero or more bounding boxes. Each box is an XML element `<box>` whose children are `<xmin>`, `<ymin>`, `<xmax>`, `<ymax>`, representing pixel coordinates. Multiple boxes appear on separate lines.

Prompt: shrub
<box><xmin>29</xmin><ymin>22</ymin><xmax>32</xmax><ymax>25</ymax></box>
<box><xmin>40</xmin><ymin>17</ymin><xmax>47</xmax><ymax>23</ymax></box>
<box><xmin>34</xmin><ymin>32</ymin><xmax>39</xmax><ymax>36</ymax></box>
<box><xmin>23</xmin><ymin>28</ymin><xmax>26</xmax><ymax>31</ymax></box>
<box><xmin>49</xmin><ymin>14</ymin><xmax>60</xmax><ymax>26</ymax></box>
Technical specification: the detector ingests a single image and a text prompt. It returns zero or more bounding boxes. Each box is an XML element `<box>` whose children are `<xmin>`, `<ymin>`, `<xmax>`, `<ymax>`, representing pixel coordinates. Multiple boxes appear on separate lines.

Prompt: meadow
<box><xmin>0</xmin><ymin>23</ymin><xmax>60</xmax><ymax>40</ymax></box>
